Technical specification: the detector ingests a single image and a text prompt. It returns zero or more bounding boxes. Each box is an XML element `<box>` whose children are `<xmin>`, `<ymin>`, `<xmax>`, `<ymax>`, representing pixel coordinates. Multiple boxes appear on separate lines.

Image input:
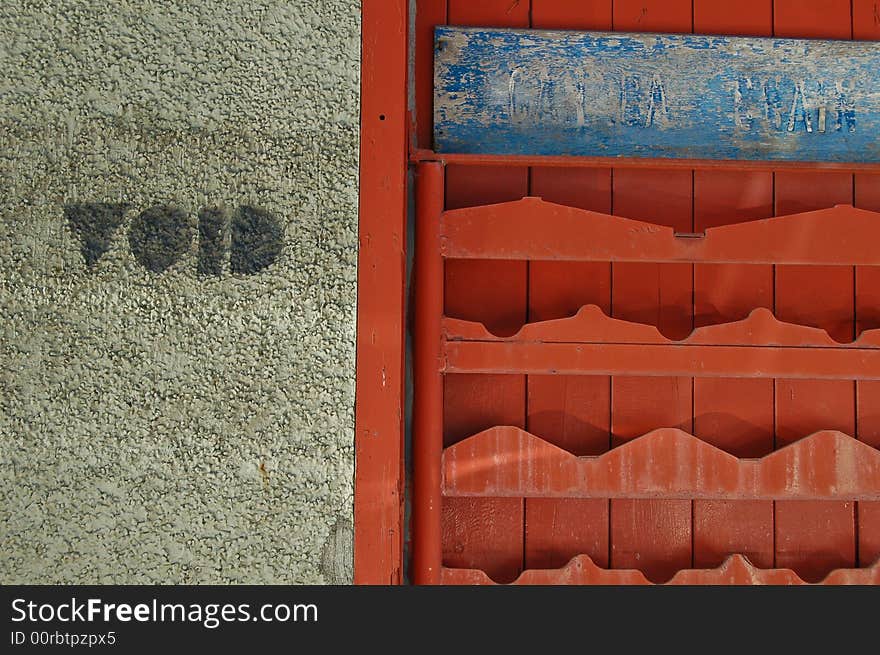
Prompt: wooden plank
<box><xmin>774</xmin><ymin>174</ymin><xmax>857</xmax><ymax>584</ymax></box>
<box><xmin>693</xmin><ymin>0</ymin><xmax>773</xmax><ymax>38</ymax></box>
<box><xmin>855</xmin><ymin>170</ymin><xmax>880</xmax><ymax>566</ymax></box>
<box><xmin>441</xmin><ymin>0</ymin><xmax>531</xmax><ymax>584</ymax></box>
<box><xmin>445</xmin><ymin>303</ymin><xmax>880</xmax><ymax>347</ymax></box>
<box><xmin>856</xmin><ymin>173</ymin><xmax>880</xmax><ymax>566</ymax></box>
<box><xmin>441</xmin><ymin>554</ymin><xmax>880</xmax><ymax>585</ymax></box>
<box><xmin>531</xmin><ymin>0</ymin><xmax>612</xmax><ymax>31</ymax></box>
<box><xmin>607</xmin><ymin>0</ymin><xmax>693</xmax><ymax>585</ymax></box>
<box><xmin>413</xmin><ymin>149</ymin><xmax>880</xmax><ymax>172</ymax></box>
<box><xmin>522</xmin><ymin>1</ymin><xmax>613</xmax><ymax>573</ymax></box>
<box><xmin>414</xmin><ymin>0</ymin><xmax>447</xmax><ymax>149</ymax></box>
<box><xmin>443</xmin><ymin>426</ymin><xmax>880</xmax><ymax>500</ymax></box>
<box><xmin>691</xmin><ymin>0</ymin><xmax>776</xmax><ymax>568</ymax></box>
<box><xmin>353</xmin><ymin>0</ymin><xmax>408</xmax><ymax>585</ymax></box>
<box><xmin>854</xmin><ymin>0</ymin><xmax>880</xmax><ymax>570</ymax></box>
<box><xmin>526</xmin><ymin>173</ymin><xmax>611</xmax><ymax>567</ymax></box>
<box><xmin>448</xmin><ymin>0</ymin><xmax>529</xmax><ymax>26</ymax></box>
<box><xmin>442</xmin><ymin>178</ymin><xmax>527</xmax><ymax>581</ymax></box>
<box><xmin>445</xmin><ymin>341</ymin><xmax>880</xmax><ymax>379</ymax></box>
<box><xmin>434</xmin><ymin>27</ymin><xmax>880</xmax><ymax>162</ymax></box>
<box><xmin>413</xmin><ymin>163</ymin><xmax>445</xmax><ymax>584</ymax></box>
<box><xmin>691</xmin><ymin>0</ymin><xmax>778</xmax><ymax>569</ymax></box>
<box><xmin>442</xmin><ymin>200</ymin><xmax>880</xmax><ymax>265</ymax></box>
<box><xmin>773</xmin><ymin>0</ymin><xmax>857</xmax><ymax>579</ymax></box>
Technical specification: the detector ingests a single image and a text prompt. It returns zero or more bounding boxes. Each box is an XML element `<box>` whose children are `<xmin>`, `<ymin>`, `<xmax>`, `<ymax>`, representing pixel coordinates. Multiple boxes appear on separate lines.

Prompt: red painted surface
<box><xmin>353</xmin><ymin>0</ymin><xmax>408</xmax><ymax>585</ymax></box>
<box><xmin>444</xmin><ymin>427</ymin><xmax>880</xmax><ymax>500</ymax></box>
<box><xmin>440</xmin><ymin>554</ymin><xmax>880</xmax><ymax>585</ymax></box>
<box><xmin>403</xmin><ymin>0</ymin><xmax>880</xmax><ymax>586</ymax></box>
<box><xmin>442</xmin><ymin>200</ymin><xmax>880</xmax><ymax>266</ymax></box>
<box><xmin>851</xmin><ymin>0</ymin><xmax>880</xmax><ymax>567</ymax></box>
<box><xmin>688</xmin><ymin>1</ymin><xmax>775</xmax><ymax>574</ymax></box>
<box><xmin>412</xmin><ymin>163</ymin><xmax>444</xmax><ymax>584</ymax></box>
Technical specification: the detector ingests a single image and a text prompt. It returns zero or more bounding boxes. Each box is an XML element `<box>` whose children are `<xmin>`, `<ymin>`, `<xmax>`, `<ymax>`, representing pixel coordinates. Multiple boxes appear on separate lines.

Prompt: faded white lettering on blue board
<box><xmin>433</xmin><ymin>27</ymin><xmax>880</xmax><ymax>162</ymax></box>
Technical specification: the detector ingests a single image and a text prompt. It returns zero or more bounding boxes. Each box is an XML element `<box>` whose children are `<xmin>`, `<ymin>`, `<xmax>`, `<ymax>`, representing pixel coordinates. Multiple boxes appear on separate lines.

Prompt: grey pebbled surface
<box><xmin>0</xmin><ymin>0</ymin><xmax>360</xmax><ymax>583</ymax></box>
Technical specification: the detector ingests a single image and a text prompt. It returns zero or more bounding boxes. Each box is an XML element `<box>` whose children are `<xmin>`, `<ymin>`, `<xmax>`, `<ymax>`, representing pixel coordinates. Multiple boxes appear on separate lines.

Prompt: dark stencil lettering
<box><xmin>64</xmin><ymin>203</ymin><xmax>128</xmax><ymax>267</ymax></box>
<box><xmin>128</xmin><ymin>205</ymin><xmax>192</xmax><ymax>273</ymax></box>
<box><xmin>197</xmin><ymin>207</ymin><xmax>229</xmax><ymax>276</ymax></box>
<box><xmin>230</xmin><ymin>206</ymin><xmax>283</xmax><ymax>275</ymax></box>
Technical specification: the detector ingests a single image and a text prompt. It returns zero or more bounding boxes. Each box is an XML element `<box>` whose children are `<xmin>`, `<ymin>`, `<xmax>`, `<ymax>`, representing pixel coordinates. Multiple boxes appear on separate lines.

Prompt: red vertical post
<box><xmin>413</xmin><ymin>161</ymin><xmax>445</xmax><ymax>585</ymax></box>
<box><xmin>354</xmin><ymin>0</ymin><xmax>408</xmax><ymax>585</ymax></box>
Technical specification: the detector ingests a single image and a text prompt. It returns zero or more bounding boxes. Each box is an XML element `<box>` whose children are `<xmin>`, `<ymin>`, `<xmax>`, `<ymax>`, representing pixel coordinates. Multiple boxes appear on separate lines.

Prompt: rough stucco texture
<box><xmin>0</xmin><ymin>1</ymin><xmax>359</xmax><ymax>583</ymax></box>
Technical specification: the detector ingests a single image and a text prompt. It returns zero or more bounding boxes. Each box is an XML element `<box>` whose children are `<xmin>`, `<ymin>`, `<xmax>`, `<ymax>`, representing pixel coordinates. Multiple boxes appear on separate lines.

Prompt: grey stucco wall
<box><xmin>0</xmin><ymin>1</ymin><xmax>359</xmax><ymax>583</ymax></box>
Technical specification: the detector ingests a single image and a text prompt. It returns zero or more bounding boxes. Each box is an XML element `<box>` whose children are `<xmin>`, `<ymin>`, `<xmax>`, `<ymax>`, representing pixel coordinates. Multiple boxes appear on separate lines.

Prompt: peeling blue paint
<box><xmin>434</xmin><ymin>27</ymin><xmax>880</xmax><ymax>162</ymax></box>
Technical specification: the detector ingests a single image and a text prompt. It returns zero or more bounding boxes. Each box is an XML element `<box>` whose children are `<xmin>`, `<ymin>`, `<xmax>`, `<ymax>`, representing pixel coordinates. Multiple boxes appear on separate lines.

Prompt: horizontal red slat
<box><xmin>412</xmin><ymin>149</ymin><xmax>880</xmax><ymax>172</ymax></box>
<box><xmin>442</xmin><ymin>427</ymin><xmax>880</xmax><ymax>500</ymax></box>
<box><xmin>440</xmin><ymin>554</ymin><xmax>880</xmax><ymax>585</ymax></box>
<box><xmin>445</xmin><ymin>305</ymin><xmax>880</xmax><ymax>346</ymax></box>
<box><xmin>442</xmin><ymin>198</ymin><xmax>880</xmax><ymax>265</ymax></box>
<box><xmin>444</xmin><ymin>341</ymin><xmax>880</xmax><ymax>380</ymax></box>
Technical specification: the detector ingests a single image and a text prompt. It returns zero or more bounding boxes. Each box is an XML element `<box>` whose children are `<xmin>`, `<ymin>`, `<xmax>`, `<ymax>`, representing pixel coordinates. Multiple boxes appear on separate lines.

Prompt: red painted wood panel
<box><xmin>442</xmin><ymin>166</ymin><xmax>528</xmax><ymax>582</ymax></box>
<box><xmin>773</xmin><ymin>0</ymin><xmax>857</xmax><ymax>580</ymax></box>
<box><xmin>448</xmin><ymin>0</ymin><xmax>529</xmax><ymax>26</ymax></box>
<box><xmin>441</xmin><ymin>0</ymin><xmax>532</xmax><ymax>586</ymax></box>
<box><xmin>854</xmin><ymin>0</ymin><xmax>880</xmax><ymax>569</ymax></box>
<box><xmin>354</xmin><ymin>0</ymin><xmax>408</xmax><ymax>584</ymax></box>
<box><xmin>414</xmin><ymin>0</ymin><xmax>447</xmax><ymax>149</ymax></box>
<box><xmin>523</xmin><ymin>0</ymin><xmax>612</xmax><ymax>575</ymax></box>
<box><xmin>773</xmin><ymin>186</ymin><xmax>857</xmax><ymax>579</ymax></box>
<box><xmin>531</xmin><ymin>0</ymin><xmax>612</xmax><ymax>30</ymax></box>
<box><xmin>855</xmin><ymin>171</ymin><xmax>880</xmax><ymax>566</ymax></box>
<box><xmin>417</xmin><ymin>0</ymin><xmax>880</xmax><ymax>585</ymax></box>
<box><xmin>691</xmin><ymin>2</ymin><xmax>775</xmax><ymax>573</ymax></box>
<box><xmin>609</xmin><ymin>0</ymin><xmax>693</xmax><ymax>583</ymax></box>
<box><xmin>774</xmin><ymin>0</ymin><xmax>853</xmax><ymax>38</ymax></box>
<box><xmin>613</xmin><ymin>0</ymin><xmax>692</xmax><ymax>33</ymax></box>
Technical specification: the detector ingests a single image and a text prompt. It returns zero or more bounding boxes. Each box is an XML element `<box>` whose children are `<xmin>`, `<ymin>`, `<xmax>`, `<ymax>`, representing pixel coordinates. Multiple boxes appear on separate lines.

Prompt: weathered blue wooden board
<box><xmin>434</xmin><ymin>27</ymin><xmax>880</xmax><ymax>162</ymax></box>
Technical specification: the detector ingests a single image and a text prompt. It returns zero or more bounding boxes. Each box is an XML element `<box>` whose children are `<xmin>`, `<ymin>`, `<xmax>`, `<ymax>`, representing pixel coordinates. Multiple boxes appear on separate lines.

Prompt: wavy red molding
<box><xmin>442</xmin><ymin>306</ymin><xmax>880</xmax><ymax>379</ymax></box>
<box><xmin>441</xmin><ymin>199</ymin><xmax>880</xmax><ymax>265</ymax></box>
<box><xmin>444</xmin><ymin>305</ymin><xmax>880</xmax><ymax>346</ymax></box>
<box><xmin>440</xmin><ymin>554</ymin><xmax>880</xmax><ymax>585</ymax></box>
<box><xmin>443</xmin><ymin>427</ymin><xmax>880</xmax><ymax>500</ymax></box>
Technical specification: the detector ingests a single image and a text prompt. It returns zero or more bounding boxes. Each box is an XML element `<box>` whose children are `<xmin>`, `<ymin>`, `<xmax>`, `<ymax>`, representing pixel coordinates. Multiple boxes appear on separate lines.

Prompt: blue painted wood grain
<box><xmin>434</xmin><ymin>27</ymin><xmax>880</xmax><ymax>162</ymax></box>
